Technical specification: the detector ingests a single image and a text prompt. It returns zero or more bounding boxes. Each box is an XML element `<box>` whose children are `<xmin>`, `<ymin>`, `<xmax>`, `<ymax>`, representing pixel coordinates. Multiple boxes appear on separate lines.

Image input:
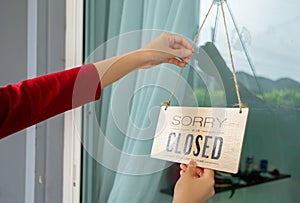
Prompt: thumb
<box><xmin>202</xmin><ymin>168</ymin><xmax>215</xmax><ymax>179</ymax></box>
<box><xmin>185</xmin><ymin>160</ymin><xmax>197</xmax><ymax>177</ymax></box>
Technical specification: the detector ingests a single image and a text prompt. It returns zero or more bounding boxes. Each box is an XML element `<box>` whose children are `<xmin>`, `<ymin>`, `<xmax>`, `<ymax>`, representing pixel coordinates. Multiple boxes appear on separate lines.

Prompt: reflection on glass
<box><xmin>199</xmin><ymin>0</ymin><xmax>300</xmax><ymax>109</ymax></box>
<box><xmin>197</xmin><ymin>1</ymin><xmax>300</xmax><ymax>203</ymax></box>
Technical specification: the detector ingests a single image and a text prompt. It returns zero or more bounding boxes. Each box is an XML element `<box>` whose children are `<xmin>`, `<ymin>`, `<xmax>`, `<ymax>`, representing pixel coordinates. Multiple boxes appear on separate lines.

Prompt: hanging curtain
<box><xmin>82</xmin><ymin>0</ymin><xmax>200</xmax><ymax>203</ymax></box>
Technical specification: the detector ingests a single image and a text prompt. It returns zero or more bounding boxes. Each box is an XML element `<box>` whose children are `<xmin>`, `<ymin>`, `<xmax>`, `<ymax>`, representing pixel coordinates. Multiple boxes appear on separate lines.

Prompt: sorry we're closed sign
<box><xmin>151</xmin><ymin>106</ymin><xmax>249</xmax><ymax>173</ymax></box>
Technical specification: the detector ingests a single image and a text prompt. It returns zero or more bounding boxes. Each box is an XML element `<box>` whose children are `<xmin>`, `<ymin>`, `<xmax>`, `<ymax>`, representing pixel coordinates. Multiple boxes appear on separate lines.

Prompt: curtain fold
<box><xmin>82</xmin><ymin>0</ymin><xmax>199</xmax><ymax>202</ymax></box>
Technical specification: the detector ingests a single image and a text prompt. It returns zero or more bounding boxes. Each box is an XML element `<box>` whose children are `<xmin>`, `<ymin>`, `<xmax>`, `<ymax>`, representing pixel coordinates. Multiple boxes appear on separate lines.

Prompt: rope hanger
<box><xmin>162</xmin><ymin>0</ymin><xmax>246</xmax><ymax>113</ymax></box>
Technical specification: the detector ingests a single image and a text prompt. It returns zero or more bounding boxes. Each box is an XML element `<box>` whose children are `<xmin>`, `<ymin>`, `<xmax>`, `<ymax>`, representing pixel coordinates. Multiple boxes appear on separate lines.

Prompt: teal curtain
<box><xmin>82</xmin><ymin>1</ymin><xmax>200</xmax><ymax>203</ymax></box>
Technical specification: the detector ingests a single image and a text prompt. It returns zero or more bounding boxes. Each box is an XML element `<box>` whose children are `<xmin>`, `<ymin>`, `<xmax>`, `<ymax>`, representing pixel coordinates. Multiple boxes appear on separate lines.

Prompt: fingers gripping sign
<box><xmin>173</xmin><ymin>161</ymin><xmax>215</xmax><ymax>203</ymax></box>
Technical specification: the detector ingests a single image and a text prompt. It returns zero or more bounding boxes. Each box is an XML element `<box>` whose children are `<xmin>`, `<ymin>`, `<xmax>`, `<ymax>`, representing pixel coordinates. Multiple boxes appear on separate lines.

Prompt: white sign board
<box><xmin>151</xmin><ymin>106</ymin><xmax>249</xmax><ymax>173</ymax></box>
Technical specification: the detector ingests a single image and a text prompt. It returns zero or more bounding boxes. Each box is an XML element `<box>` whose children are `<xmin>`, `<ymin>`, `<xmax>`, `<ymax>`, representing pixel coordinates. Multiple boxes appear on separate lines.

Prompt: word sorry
<box><xmin>171</xmin><ymin>115</ymin><xmax>227</xmax><ymax>128</ymax></box>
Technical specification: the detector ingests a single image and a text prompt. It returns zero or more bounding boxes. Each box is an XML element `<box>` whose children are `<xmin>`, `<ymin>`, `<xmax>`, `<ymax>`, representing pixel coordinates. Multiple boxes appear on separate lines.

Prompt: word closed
<box><xmin>166</xmin><ymin>132</ymin><xmax>223</xmax><ymax>160</ymax></box>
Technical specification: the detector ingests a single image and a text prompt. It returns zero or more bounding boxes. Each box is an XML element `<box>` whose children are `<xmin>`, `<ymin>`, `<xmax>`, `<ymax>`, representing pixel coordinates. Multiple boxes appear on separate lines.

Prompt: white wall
<box><xmin>0</xmin><ymin>0</ymin><xmax>66</xmax><ymax>203</ymax></box>
<box><xmin>34</xmin><ymin>0</ymin><xmax>66</xmax><ymax>201</ymax></box>
<box><xmin>0</xmin><ymin>0</ymin><xmax>28</xmax><ymax>202</ymax></box>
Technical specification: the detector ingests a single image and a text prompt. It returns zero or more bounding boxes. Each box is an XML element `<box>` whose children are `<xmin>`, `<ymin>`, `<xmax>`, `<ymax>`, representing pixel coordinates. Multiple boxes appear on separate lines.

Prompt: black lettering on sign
<box><xmin>184</xmin><ymin>134</ymin><xmax>193</xmax><ymax>155</ymax></box>
<box><xmin>175</xmin><ymin>133</ymin><xmax>181</xmax><ymax>154</ymax></box>
<box><xmin>193</xmin><ymin>135</ymin><xmax>203</xmax><ymax>156</ymax></box>
<box><xmin>166</xmin><ymin>132</ymin><xmax>223</xmax><ymax>160</ymax></box>
<box><xmin>202</xmin><ymin>136</ymin><xmax>212</xmax><ymax>158</ymax></box>
<box><xmin>166</xmin><ymin>132</ymin><xmax>175</xmax><ymax>152</ymax></box>
<box><xmin>211</xmin><ymin>136</ymin><xmax>223</xmax><ymax>159</ymax></box>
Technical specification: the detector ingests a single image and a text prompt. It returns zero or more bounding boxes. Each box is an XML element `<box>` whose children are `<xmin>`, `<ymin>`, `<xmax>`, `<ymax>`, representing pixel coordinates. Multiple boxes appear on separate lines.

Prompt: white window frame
<box><xmin>26</xmin><ymin>0</ymin><xmax>37</xmax><ymax>202</ymax></box>
<box><xmin>63</xmin><ymin>0</ymin><xmax>84</xmax><ymax>202</ymax></box>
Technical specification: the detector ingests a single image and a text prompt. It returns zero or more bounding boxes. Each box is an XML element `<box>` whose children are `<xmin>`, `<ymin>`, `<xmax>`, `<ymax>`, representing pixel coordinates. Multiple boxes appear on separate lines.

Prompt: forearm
<box><xmin>93</xmin><ymin>49</ymin><xmax>154</xmax><ymax>88</ymax></box>
<box><xmin>173</xmin><ymin>199</ymin><xmax>203</xmax><ymax>203</ymax></box>
<box><xmin>173</xmin><ymin>195</ymin><xmax>202</xmax><ymax>203</ymax></box>
<box><xmin>93</xmin><ymin>32</ymin><xmax>195</xmax><ymax>88</ymax></box>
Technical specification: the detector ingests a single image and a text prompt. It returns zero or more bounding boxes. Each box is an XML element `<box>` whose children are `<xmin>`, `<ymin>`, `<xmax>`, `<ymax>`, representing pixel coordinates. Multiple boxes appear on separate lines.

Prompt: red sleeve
<box><xmin>0</xmin><ymin>63</ymin><xmax>101</xmax><ymax>139</ymax></box>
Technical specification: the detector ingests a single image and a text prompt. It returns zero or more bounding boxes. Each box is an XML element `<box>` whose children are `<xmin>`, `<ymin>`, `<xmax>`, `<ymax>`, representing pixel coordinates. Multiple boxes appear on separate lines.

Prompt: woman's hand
<box><xmin>142</xmin><ymin>32</ymin><xmax>195</xmax><ymax>68</ymax></box>
<box><xmin>173</xmin><ymin>161</ymin><xmax>215</xmax><ymax>203</ymax></box>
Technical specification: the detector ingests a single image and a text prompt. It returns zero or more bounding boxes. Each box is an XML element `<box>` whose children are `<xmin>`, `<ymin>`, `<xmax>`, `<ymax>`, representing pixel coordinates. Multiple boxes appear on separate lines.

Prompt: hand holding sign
<box><xmin>173</xmin><ymin>161</ymin><xmax>215</xmax><ymax>203</ymax></box>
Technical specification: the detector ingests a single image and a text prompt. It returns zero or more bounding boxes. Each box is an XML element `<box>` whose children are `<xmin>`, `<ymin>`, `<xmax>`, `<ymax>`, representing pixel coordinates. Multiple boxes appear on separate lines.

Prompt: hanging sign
<box><xmin>151</xmin><ymin>106</ymin><xmax>249</xmax><ymax>173</ymax></box>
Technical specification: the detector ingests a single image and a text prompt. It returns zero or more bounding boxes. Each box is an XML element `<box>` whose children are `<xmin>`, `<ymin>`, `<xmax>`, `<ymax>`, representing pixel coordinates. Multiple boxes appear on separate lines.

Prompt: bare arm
<box><xmin>0</xmin><ymin>32</ymin><xmax>194</xmax><ymax>138</ymax></box>
<box><xmin>93</xmin><ymin>32</ymin><xmax>195</xmax><ymax>88</ymax></box>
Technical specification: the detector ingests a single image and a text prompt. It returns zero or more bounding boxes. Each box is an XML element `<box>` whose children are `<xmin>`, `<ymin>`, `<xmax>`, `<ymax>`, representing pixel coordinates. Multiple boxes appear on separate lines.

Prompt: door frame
<box><xmin>63</xmin><ymin>0</ymin><xmax>84</xmax><ymax>202</ymax></box>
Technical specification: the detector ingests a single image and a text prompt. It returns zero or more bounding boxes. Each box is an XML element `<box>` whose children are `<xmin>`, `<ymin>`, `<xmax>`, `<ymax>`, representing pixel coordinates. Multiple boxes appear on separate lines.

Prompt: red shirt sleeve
<box><xmin>0</xmin><ymin>63</ymin><xmax>101</xmax><ymax>139</ymax></box>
